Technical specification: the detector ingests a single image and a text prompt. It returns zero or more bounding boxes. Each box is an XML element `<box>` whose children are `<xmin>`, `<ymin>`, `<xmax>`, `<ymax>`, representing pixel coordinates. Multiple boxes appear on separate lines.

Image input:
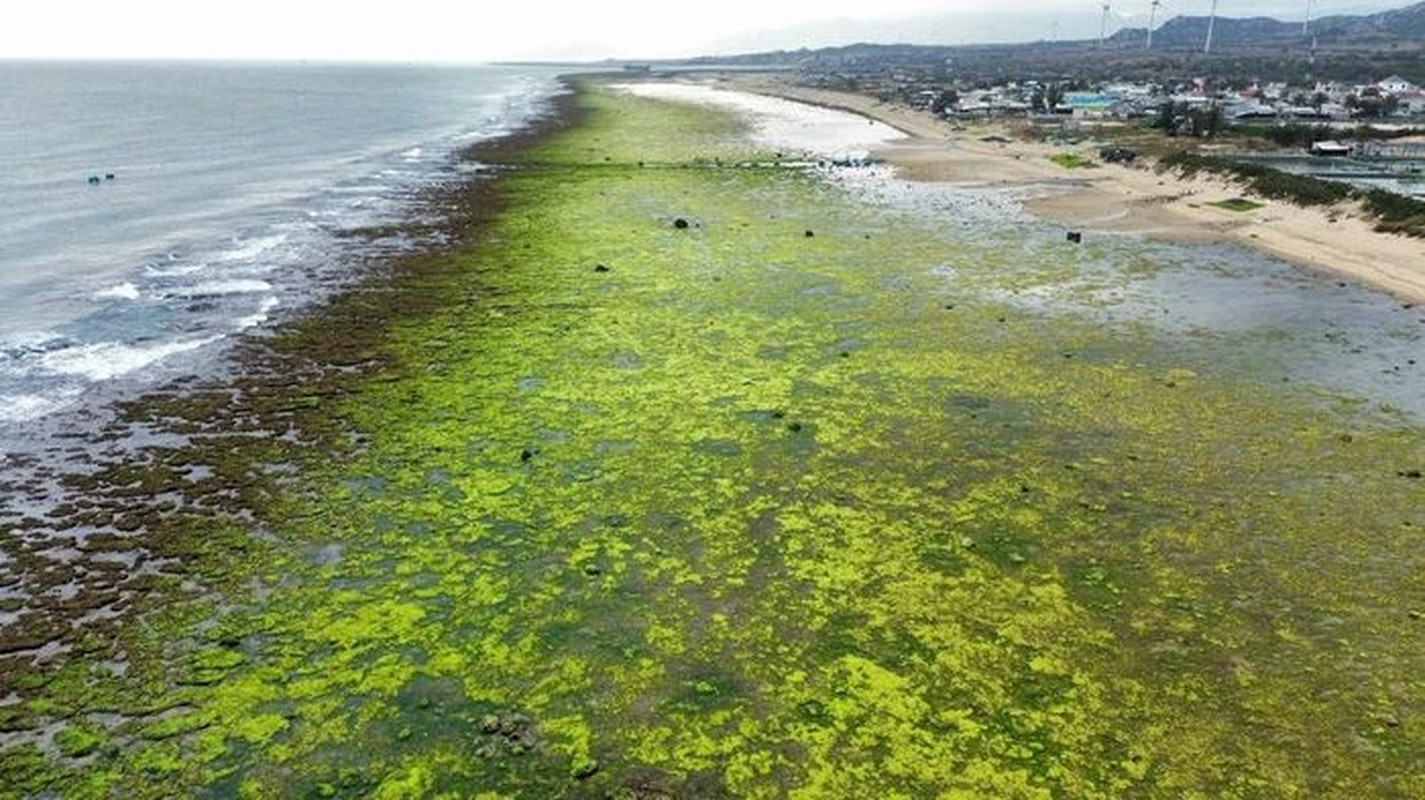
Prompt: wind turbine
<box><xmin>1100</xmin><ymin>2</ymin><xmax>1113</xmax><ymax>49</ymax></box>
<box><xmin>1303</xmin><ymin>0</ymin><xmax>1314</xmax><ymax>36</ymax></box>
<box><xmin>1204</xmin><ymin>0</ymin><xmax>1218</xmax><ymax>54</ymax></box>
<box><xmin>1146</xmin><ymin>0</ymin><xmax>1163</xmax><ymax>50</ymax></box>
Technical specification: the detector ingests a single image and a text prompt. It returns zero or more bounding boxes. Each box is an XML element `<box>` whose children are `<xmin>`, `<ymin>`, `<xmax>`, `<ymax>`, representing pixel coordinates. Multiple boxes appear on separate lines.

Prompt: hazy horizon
<box><xmin>0</xmin><ymin>1</ymin><xmax>1409</xmax><ymax>63</ymax></box>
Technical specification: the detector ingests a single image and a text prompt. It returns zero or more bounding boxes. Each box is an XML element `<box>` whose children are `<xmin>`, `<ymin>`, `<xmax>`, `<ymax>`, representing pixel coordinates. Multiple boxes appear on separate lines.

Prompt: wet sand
<box><xmin>724</xmin><ymin>75</ymin><xmax>1425</xmax><ymax>303</ymax></box>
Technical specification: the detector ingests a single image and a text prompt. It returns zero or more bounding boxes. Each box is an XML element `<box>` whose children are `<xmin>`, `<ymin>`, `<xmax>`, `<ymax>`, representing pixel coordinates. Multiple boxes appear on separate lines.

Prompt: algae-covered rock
<box><xmin>571</xmin><ymin>758</ymin><xmax>600</xmax><ymax>780</ymax></box>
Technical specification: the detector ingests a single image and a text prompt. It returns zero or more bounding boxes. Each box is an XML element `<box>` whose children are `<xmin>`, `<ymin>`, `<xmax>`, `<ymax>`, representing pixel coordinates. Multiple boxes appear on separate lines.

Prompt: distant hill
<box><xmin>1109</xmin><ymin>1</ymin><xmax>1425</xmax><ymax>48</ymax></box>
<box><xmin>680</xmin><ymin>1</ymin><xmax>1425</xmax><ymax>85</ymax></box>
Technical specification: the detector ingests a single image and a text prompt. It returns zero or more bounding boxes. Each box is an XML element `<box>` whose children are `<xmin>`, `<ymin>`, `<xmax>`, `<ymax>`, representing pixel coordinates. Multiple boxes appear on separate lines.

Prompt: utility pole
<box><xmin>1100</xmin><ymin>2</ymin><xmax>1112</xmax><ymax>49</ymax></box>
<box><xmin>1146</xmin><ymin>0</ymin><xmax>1162</xmax><ymax>50</ymax></box>
<box><xmin>1204</xmin><ymin>0</ymin><xmax>1218</xmax><ymax>54</ymax></box>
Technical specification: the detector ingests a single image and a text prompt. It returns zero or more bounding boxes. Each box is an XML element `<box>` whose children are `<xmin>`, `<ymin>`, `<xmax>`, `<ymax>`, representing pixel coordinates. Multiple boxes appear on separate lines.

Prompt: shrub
<box><xmin>1157</xmin><ymin>152</ymin><xmax>1352</xmax><ymax>206</ymax></box>
<box><xmin>1359</xmin><ymin>188</ymin><xmax>1425</xmax><ymax>238</ymax></box>
<box><xmin>1158</xmin><ymin>152</ymin><xmax>1425</xmax><ymax>237</ymax></box>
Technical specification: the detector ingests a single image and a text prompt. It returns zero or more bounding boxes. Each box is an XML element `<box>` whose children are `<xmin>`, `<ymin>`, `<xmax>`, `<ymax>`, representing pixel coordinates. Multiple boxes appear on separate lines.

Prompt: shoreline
<box><xmin>2</xmin><ymin>76</ymin><xmax>1422</xmax><ymax>797</ymax></box>
<box><xmin>721</xmin><ymin>74</ymin><xmax>1425</xmax><ymax>303</ymax></box>
<box><xmin>0</xmin><ymin>85</ymin><xmax>583</xmax><ymax>663</ymax></box>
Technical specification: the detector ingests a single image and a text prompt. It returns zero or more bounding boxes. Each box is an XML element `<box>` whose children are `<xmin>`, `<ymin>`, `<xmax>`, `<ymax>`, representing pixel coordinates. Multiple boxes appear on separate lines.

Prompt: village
<box><xmin>784</xmin><ymin>61</ymin><xmax>1425</xmax><ymax>186</ymax></box>
<box><xmin>812</xmin><ymin>70</ymin><xmax>1425</xmax><ymax>128</ymax></box>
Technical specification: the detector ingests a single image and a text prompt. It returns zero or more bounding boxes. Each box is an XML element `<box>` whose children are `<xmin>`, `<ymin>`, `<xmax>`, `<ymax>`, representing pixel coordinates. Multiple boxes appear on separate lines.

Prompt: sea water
<box><xmin>0</xmin><ymin>61</ymin><xmax>564</xmax><ymax>432</ymax></box>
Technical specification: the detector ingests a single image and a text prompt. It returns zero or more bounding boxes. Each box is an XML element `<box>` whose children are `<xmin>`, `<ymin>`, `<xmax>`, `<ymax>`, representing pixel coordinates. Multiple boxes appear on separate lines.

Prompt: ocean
<box><xmin>0</xmin><ymin>61</ymin><xmax>564</xmax><ymax>434</ymax></box>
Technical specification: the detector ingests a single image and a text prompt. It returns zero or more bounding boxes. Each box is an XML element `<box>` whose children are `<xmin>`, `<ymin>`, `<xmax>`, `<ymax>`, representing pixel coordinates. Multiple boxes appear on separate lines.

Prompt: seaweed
<box><xmin>2</xmin><ymin>80</ymin><xmax>1423</xmax><ymax>799</ymax></box>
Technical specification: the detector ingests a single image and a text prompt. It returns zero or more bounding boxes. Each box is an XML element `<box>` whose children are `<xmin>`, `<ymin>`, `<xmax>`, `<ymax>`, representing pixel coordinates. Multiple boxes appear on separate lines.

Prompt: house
<box><xmin>1063</xmin><ymin>93</ymin><xmax>1114</xmax><ymax>119</ymax></box>
<box><xmin>1377</xmin><ymin>75</ymin><xmax>1420</xmax><ymax>95</ymax></box>
<box><xmin>1396</xmin><ymin>91</ymin><xmax>1425</xmax><ymax>116</ymax></box>
<box><xmin>1227</xmin><ymin>101</ymin><xmax>1277</xmax><ymax>121</ymax></box>
<box><xmin>1309</xmin><ymin>140</ymin><xmax>1353</xmax><ymax>157</ymax></box>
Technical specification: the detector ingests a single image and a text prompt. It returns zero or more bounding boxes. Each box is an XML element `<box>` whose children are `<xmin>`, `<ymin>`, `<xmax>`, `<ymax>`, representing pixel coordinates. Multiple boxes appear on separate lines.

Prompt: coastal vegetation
<box><xmin>2</xmin><ymin>79</ymin><xmax>1423</xmax><ymax>798</ymax></box>
<box><xmin>1206</xmin><ymin>197</ymin><xmax>1265</xmax><ymax>212</ymax></box>
<box><xmin>1048</xmin><ymin>152</ymin><xmax>1098</xmax><ymax>169</ymax></box>
<box><xmin>1359</xmin><ymin>187</ymin><xmax>1425</xmax><ymax>237</ymax></box>
<box><xmin>1157</xmin><ymin>151</ymin><xmax>1425</xmax><ymax>236</ymax></box>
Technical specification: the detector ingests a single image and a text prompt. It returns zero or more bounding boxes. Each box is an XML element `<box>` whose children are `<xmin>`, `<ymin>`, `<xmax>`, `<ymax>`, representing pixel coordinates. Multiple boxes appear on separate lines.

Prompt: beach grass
<box><xmin>1208</xmin><ymin>197</ymin><xmax>1266</xmax><ymax>212</ymax></box>
<box><xmin>3</xmin><ymin>79</ymin><xmax>1424</xmax><ymax>799</ymax></box>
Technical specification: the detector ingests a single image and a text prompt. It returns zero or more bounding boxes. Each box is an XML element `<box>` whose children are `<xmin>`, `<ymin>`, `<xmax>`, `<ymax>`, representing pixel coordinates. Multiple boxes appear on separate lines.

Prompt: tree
<box><xmin>1046</xmin><ymin>83</ymin><xmax>1067</xmax><ymax>112</ymax></box>
<box><xmin>1188</xmin><ymin>104</ymin><xmax>1225</xmax><ymax>138</ymax></box>
<box><xmin>1351</xmin><ymin>88</ymin><xmax>1401</xmax><ymax>118</ymax></box>
<box><xmin>931</xmin><ymin>89</ymin><xmax>959</xmax><ymax>115</ymax></box>
<box><xmin>1152</xmin><ymin>101</ymin><xmax>1183</xmax><ymax>133</ymax></box>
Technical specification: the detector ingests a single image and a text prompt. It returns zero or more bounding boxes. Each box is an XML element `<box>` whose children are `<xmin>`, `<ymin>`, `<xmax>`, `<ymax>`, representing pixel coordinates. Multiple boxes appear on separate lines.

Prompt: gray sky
<box><xmin>0</xmin><ymin>1</ymin><xmax>1405</xmax><ymax>62</ymax></box>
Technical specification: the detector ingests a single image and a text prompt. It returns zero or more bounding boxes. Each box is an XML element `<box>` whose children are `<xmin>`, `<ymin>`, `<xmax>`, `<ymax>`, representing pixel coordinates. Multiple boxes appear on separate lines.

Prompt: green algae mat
<box><xmin>3</xmin><ymin>81</ymin><xmax>1424</xmax><ymax>799</ymax></box>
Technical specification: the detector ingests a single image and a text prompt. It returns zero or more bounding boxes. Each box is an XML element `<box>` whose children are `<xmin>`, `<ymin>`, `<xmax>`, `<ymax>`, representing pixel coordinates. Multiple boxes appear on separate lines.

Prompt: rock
<box><xmin>673</xmin><ymin>218</ymin><xmax>689</xmax><ymax>230</ymax></box>
<box><xmin>1066</xmin><ymin>231</ymin><xmax>1083</xmax><ymax>243</ymax></box>
<box><xmin>593</xmin><ymin>264</ymin><xmax>610</xmax><ymax>273</ymax></box>
<box><xmin>804</xmin><ymin>230</ymin><xmax>815</xmax><ymax>238</ymax></box>
<box><xmin>572</xmin><ymin>759</ymin><xmax>600</xmax><ymax>780</ymax></box>
<box><xmin>786</xmin><ymin>422</ymin><xmax>803</xmax><ymax>433</ymax></box>
<box><xmin>478</xmin><ymin>714</ymin><xmax>501</xmax><ymax>734</ymax></box>
<box><xmin>1399</xmin><ymin>469</ymin><xmax>1422</xmax><ymax>479</ymax></box>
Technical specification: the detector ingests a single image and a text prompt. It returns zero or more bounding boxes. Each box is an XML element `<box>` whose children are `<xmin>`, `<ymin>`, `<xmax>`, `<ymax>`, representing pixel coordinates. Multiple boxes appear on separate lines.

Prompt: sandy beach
<box><xmin>726</xmin><ymin>75</ymin><xmax>1425</xmax><ymax>303</ymax></box>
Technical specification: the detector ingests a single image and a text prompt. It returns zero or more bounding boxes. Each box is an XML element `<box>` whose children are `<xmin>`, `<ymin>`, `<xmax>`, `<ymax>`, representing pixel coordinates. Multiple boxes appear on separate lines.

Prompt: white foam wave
<box><xmin>94</xmin><ymin>282</ymin><xmax>141</xmax><ymax>301</ymax></box>
<box><xmin>0</xmin><ymin>390</ymin><xmax>81</xmax><ymax>422</ymax></box>
<box><xmin>175</xmin><ymin>279</ymin><xmax>273</xmax><ymax>297</ymax></box>
<box><xmin>0</xmin><ymin>330</ymin><xmax>63</xmax><ymax>353</ymax></box>
<box><xmin>401</xmin><ymin>147</ymin><xmax>424</xmax><ymax>161</ymax></box>
<box><xmin>144</xmin><ymin>262</ymin><xmax>206</xmax><ymax>277</ymax></box>
<box><xmin>219</xmin><ymin>234</ymin><xmax>289</xmax><ymax>263</ymax></box>
<box><xmin>37</xmin><ymin>336</ymin><xmax>221</xmax><ymax>382</ymax></box>
<box><xmin>236</xmin><ymin>297</ymin><xmax>280</xmax><ymax>329</ymax></box>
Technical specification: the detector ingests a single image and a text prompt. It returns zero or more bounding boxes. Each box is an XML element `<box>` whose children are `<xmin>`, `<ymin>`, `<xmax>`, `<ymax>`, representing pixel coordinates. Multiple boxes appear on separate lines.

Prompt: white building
<box><xmin>1397</xmin><ymin>91</ymin><xmax>1425</xmax><ymax>116</ymax></box>
<box><xmin>1378</xmin><ymin>75</ymin><xmax>1420</xmax><ymax>95</ymax></box>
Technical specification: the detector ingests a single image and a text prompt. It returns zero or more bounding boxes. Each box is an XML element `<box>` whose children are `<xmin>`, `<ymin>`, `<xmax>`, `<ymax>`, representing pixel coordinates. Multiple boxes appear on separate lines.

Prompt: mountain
<box><xmin>681</xmin><ymin>2</ymin><xmax>1425</xmax><ymax>85</ymax></box>
<box><xmin>1108</xmin><ymin>1</ymin><xmax>1425</xmax><ymax>48</ymax></box>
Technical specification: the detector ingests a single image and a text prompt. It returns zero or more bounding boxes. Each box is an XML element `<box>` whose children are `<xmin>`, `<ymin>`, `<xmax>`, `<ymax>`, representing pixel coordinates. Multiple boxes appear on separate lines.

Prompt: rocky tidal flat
<box><xmin>1</xmin><ymin>79</ymin><xmax>1423</xmax><ymax>798</ymax></box>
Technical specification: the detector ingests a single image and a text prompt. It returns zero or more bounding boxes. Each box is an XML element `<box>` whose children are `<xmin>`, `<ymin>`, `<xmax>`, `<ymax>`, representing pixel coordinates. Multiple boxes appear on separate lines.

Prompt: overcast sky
<box><xmin>0</xmin><ymin>1</ymin><xmax>1406</xmax><ymax>62</ymax></box>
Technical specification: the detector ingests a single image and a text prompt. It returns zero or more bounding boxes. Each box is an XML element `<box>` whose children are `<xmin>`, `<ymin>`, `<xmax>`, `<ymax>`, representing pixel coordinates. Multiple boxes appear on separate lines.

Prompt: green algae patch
<box><xmin>1049</xmin><ymin>152</ymin><xmax>1098</xmax><ymax>169</ymax></box>
<box><xmin>5</xmin><ymin>80</ymin><xmax>1425</xmax><ymax>799</ymax></box>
